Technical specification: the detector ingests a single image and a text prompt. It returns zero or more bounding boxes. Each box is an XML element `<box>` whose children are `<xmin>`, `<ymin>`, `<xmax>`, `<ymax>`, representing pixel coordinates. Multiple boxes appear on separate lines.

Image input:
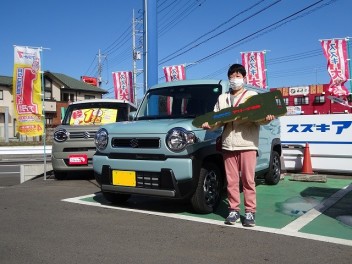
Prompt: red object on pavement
<box><xmin>301</xmin><ymin>143</ymin><xmax>314</xmax><ymax>174</ymax></box>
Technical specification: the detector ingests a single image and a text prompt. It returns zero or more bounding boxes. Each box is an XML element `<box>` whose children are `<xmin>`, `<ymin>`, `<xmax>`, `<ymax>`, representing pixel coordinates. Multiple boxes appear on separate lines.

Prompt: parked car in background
<box><xmin>93</xmin><ymin>80</ymin><xmax>283</xmax><ymax>213</ymax></box>
<box><xmin>52</xmin><ymin>99</ymin><xmax>136</xmax><ymax>180</ymax></box>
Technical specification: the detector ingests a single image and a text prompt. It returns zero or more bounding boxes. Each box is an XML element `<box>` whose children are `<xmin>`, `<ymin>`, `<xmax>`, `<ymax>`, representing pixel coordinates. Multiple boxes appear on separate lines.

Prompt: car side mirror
<box><xmin>129</xmin><ymin>111</ymin><xmax>136</xmax><ymax>121</ymax></box>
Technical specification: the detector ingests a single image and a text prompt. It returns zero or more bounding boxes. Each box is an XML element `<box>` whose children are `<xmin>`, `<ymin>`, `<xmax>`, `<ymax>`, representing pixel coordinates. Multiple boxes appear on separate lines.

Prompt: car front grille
<box><xmin>69</xmin><ymin>131</ymin><xmax>96</xmax><ymax>139</ymax></box>
<box><xmin>111</xmin><ymin>138</ymin><xmax>160</xmax><ymax>149</ymax></box>
<box><xmin>136</xmin><ymin>171</ymin><xmax>160</xmax><ymax>188</ymax></box>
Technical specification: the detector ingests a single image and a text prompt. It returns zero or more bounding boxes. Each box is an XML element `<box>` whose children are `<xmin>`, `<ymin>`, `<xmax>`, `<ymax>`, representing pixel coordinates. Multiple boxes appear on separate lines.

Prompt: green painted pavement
<box><xmin>300</xmin><ymin>189</ymin><xmax>352</xmax><ymax>240</ymax></box>
<box><xmin>80</xmin><ymin>176</ymin><xmax>352</xmax><ymax>240</ymax></box>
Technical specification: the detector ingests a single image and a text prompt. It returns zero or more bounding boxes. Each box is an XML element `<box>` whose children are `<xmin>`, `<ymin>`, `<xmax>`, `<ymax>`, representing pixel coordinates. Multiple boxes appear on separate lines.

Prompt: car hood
<box><xmin>102</xmin><ymin>119</ymin><xmax>201</xmax><ymax>135</ymax></box>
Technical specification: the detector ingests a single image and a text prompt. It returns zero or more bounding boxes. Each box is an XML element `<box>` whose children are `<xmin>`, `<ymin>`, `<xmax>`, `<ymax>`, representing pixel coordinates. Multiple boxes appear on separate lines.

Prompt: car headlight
<box><xmin>54</xmin><ymin>129</ymin><xmax>69</xmax><ymax>142</ymax></box>
<box><xmin>95</xmin><ymin>128</ymin><xmax>109</xmax><ymax>151</ymax></box>
<box><xmin>166</xmin><ymin>127</ymin><xmax>197</xmax><ymax>152</ymax></box>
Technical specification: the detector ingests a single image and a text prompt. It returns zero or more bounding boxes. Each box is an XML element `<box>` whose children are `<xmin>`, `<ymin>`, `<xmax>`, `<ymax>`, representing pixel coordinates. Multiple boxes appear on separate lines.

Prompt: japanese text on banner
<box><xmin>12</xmin><ymin>46</ymin><xmax>43</xmax><ymax>137</ymax></box>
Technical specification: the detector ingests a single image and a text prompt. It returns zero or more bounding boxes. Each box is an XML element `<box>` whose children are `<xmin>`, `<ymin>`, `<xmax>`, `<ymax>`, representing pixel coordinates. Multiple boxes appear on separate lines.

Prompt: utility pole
<box><xmin>97</xmin><ymin>49</ymin><xmax>106</xmax><ymax>87</ymax></box>
<box><xmin>132</xmin><ymin>9</ymin><xmax>143</xmax><ymax>104</ymax></box>
<box><xmin>143</xmin><ymin>0</ymin><xmax>158</xmax><ymax>94</ymax></box>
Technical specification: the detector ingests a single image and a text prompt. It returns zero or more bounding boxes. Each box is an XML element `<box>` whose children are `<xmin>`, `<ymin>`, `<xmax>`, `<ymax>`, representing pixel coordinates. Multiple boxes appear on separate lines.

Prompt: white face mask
<box><xmin>229</xmin><ymin>78</ymin><xmax>244</xmax><ymax>90</ymax></box>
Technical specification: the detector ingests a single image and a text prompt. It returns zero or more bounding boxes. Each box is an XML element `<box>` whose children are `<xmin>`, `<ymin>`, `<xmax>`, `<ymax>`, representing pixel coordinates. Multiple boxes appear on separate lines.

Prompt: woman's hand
<box><xmin>201</xmin><ymin>122</ymin><xmax>211</xmax><ymax>130</ymax></box>
<box><xmin>265</xmin><ymin>115</ymin><xmax>275</xmax><ymax>121</ymax></box>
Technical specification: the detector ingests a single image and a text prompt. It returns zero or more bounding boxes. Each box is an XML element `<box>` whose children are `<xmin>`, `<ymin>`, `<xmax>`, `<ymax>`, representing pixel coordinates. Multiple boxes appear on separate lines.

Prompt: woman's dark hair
<box><xmin>227</xmin><ymin>64</ymin><xmax>246</xmax><ymax>78</ymax></box>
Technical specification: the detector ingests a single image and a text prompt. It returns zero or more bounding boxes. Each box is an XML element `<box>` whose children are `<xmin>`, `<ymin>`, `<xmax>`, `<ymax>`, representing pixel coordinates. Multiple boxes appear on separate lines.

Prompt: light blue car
<box><xmin>93</xmin><ymin>80</ymin><xmax>282</xmax><ymax>213</ymax></box>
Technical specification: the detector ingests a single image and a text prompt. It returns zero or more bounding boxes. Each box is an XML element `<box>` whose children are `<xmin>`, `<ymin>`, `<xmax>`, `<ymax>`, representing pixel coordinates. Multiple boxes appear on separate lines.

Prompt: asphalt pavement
<box><xmin>0</xmin><ymin>173</ymin><xmax>351</xmax><ymax>264</ymax></box>
<box><xmin>0</xmin><ymin>164</ymin><xmax>20</xmax><ymax>186</ymax></box>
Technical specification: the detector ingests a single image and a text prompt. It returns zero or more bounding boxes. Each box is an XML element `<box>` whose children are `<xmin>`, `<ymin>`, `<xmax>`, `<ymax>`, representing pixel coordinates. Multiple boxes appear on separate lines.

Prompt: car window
<box><xmin>136</xmin><ymin>84</ymin><xmax>222</xmax><ymax>120</ymax></box>
<box><xmin>69</xmin><ymin>108</ymin><xmax>118</xmax><ymax>125</ymax></box>
<box><xmin>62</xmin><ymin>101</ymin><xmax>132</xmax><ymax>126</ymax></box>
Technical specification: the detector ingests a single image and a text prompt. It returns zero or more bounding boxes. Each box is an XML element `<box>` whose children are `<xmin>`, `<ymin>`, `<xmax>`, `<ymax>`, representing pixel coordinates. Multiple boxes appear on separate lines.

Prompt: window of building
<box><xmin>84</xmin><ymin>95</ymin><xmax>95</xmax><ymax>100</ymax></box>
<box><xmin>0</xmin><ymin>90</ymin><xmax>3</xmax><ymax>100</ymax></box>
<box><xmin>314</xmin><ymin>95</ymin><xmax>325</xmax><ymax>103</ymax></box>
<box><xmin>44</xmin><ymin>78</ymin><xmax>53</xmax><ymax>100</ymax></box>
<box><xmin>283</xmin><ymin>98</ymin><xmax>289</xmax><ymax>106</ymax></box>
<box><xmin>46</xmin><ymin>118</ymin><xmax>53</xmax><ymax>125</ymax></box>
<box><xmin>294</xmin><ymin>96</ymin><xmax>309</xmax><ymax>105</ymax></box>
<box><xmin>62</xmin><ymin>93</ymin><xmax>75</xmax><ymax>102</ymax></box>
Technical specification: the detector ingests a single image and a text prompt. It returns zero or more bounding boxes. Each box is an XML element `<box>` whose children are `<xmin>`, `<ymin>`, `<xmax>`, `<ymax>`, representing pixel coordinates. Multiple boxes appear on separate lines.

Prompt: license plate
<box><xmin>68</xmin><ymin>154</ymin><xmax>88</xmax><ymax>165</ymax></box>
<box><xmin>112</xmin><ymin>170</ymin><xmax>136</xmax><ymax>187</ymax></box>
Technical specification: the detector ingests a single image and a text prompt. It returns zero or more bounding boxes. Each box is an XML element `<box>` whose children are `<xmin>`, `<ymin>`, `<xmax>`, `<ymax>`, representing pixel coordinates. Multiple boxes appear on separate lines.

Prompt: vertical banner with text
<box><xmin>241</xmin><ymin>51</ymin><xmax>267</xmax><ymax>89</ymax></box>
<box><xmin>163</xmin><ymin>64</ymin><xmax>186</xmax><ymax>114</ymax></box>
<box><xmin>13</xmin><ymin>46</ymin><xmax>43</xmax><ymax>136</ymax></box>
<box><xmin>112</xmin><ymin>71</ymin><xmax>135</xmax><ymax>105</ymax></box>
<box><xmin>163</xmin><ymin>64</ymin><xmax>186</xmax><ymax>82</ymax></box>
<box><xmin>321</xmin><ymin>38</ymin><xmax>350</xmax><ymax>96</ymax></box>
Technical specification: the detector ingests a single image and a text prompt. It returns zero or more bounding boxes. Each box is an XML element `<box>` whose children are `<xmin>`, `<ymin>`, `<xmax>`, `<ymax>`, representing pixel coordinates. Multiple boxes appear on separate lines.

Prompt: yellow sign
<box><xmin>13</xmin><ymin>46</ymin><xmax>43</xmax><ymax>136</ymax></box>
<box><xmin>69</xmin><ymin>108</ymin><xmax>118</xmax><ymax>125</ymax></box>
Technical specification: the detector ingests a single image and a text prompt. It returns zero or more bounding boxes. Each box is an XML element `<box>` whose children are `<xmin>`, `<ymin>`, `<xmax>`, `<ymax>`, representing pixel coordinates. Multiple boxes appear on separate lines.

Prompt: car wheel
<box><xmin>102</xmin><ymin>191</ymin><xmax>131</xmax><ymax>204</ymax></box>
<box><xmin>191</xmin><ymin>162</ymin><xmax>223</xmax><ymax>214</ymax></box>
<box><xmin>54</xmin><ymin>171</ymin><xmax>67</xmax><ymax>180</ymax></box>
<box><xmin>265</xmin><ymin>151</ymin><xmax>281</xmax><ymax>185</ymax></box>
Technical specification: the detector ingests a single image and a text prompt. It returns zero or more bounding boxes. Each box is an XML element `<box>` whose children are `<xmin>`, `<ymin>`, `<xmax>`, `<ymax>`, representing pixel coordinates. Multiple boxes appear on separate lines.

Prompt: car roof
<box><xmin>149</xmin><ymin>79</ymin><xmax>225</xmax><ymax>90</ymax></box>
<box><xmin>69</xmin><ymin>99</ymin><xmax>137</xmax><ymax>108</ymax></box>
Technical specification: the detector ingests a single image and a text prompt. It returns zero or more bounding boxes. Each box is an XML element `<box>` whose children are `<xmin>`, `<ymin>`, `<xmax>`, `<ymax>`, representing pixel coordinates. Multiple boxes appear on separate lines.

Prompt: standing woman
<box><xmin>202</xmin><ymin>63</ymin><xmax>275</xmax><ymax>227</ymax></box>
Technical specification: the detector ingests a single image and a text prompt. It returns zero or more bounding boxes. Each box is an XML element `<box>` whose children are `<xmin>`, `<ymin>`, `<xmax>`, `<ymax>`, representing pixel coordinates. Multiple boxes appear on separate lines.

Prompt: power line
<box><xmin>159</xmin><ymin>0</ymin><xmax>282</xmax><ymax>65</ymax></box>
<box><xmin>159</xmin><ymin>0</ymin><xmax>268</xmax><ymax>63</ymax></box>
<box><xmin>84</xmin><ymin>56</ymin><xmax>98</xmax><ymax>77</ymax></box>
<box><xmin>192</xmin><ymin>0</ymin><xmax>331</xmax><ymax>65</ymax></box>
<box><xmin>159</xmin><ymin>0</ymin><xmax>206</xmax><ymax>36</ymax></box>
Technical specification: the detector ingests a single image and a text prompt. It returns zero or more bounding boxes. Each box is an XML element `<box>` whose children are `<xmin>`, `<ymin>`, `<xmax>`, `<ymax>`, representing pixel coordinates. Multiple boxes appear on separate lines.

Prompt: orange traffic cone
<box><xmin>301</xmin><ymin>143</ymin><xmax>314</xmax><ymax>174</ymax></box>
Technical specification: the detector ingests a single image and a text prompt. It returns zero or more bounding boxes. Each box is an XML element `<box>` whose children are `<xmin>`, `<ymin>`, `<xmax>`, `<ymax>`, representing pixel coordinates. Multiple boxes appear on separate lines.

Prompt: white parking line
<box><xmin>62</xmin><ymin>193</ymin><xmax>352</xmax><ymax>247</ymax></box>
<box><xmin>282</xmin><ymin>184</ymin><xmax>352</xmax><ymax>232</ymax></box>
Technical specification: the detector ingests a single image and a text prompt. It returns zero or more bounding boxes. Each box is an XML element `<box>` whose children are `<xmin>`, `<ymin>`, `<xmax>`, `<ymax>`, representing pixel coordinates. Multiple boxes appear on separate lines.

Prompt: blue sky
<box><xmin>1</xmin><ymin>0</ymin><xmax>351</xmax><ymax>100</ymax></box>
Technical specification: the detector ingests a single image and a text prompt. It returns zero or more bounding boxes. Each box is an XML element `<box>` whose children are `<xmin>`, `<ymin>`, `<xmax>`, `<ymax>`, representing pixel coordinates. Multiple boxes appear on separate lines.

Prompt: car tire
<box><xmin>55</xmin><ymin>171</ymin><xmax>67</xmax><ymax>180</ymax></box>
<box><xmin>265</xmin><ymin>150</ymin><xmax>281</xmax><ymax>185</ymax></box>
<box><xmin>191</xmin><ymin>162</ymin><xmax>223</xmax><ymax>214</ymax></box>
<box><xmin>102</xmin><ymin>191</ymin><xmax>131</xmax><ymax>204</ymax></box>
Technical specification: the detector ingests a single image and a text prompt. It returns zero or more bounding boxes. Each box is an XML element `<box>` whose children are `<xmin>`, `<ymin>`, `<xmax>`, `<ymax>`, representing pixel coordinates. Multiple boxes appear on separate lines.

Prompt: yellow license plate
<box><xmin>112</xmin><ymin>170</ymin><xmax>136</xmax><ymax>187</ymax></box>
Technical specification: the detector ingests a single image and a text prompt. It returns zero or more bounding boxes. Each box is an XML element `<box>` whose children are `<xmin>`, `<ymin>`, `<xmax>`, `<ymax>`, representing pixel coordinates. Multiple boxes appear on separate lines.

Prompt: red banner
<box><xmin>162</xmin><ymin>64</ymin><xmax>186</xmax><ymax>114</ymax></box>
<box><xmin>112</xmin><ymin>71</ymin><xmax>134</xmax><ymax>104</ymax></box>
<box><xmin>81</xmin><ymin>76</ymin><xmax>98</xmax><ymax>86</ymax></box>
<box><xmin>163</xmin><ymin>64</ymin><xmax>186</xmax><ymax>82</ymax></box>
<box><xmin>241</xmin><ymin>51</ymin><xmax>267</xmax><ymax>89</ymax></box>
<box><xmin>321</xmin><ymin>38</ymin><xmax>350</xmax><ymax>96</ymax></box>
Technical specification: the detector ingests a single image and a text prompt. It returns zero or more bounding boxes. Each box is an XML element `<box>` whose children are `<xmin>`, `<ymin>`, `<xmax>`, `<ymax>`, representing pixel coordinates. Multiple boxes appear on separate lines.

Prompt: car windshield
<box><xmin>62</xmin><ymin>102</ymin><xmax>130</xmax><ymax>126</ymax></box>
<box><xmin>136</xmin><ymin>84</ymin><xmax>222</xmax><ymax>120</ymax></box>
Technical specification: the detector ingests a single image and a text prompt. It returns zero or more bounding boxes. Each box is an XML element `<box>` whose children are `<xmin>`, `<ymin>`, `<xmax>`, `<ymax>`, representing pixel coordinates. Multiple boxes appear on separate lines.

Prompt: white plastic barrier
<box><xmin>20</xmin><ymin>163</ymin><xmax>53</xmax><ymax>183</ymax></box>
<box><xmin>0</xmin><ymin>146</ymin><xmax>52</xmax><ymax>155</ymax></box>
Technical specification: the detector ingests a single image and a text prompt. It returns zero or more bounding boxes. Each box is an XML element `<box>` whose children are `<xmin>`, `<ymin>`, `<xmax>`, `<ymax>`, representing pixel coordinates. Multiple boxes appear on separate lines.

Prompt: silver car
<box><xmin>52</xmin><ymin>99</ymin><xmax>136</xmax><ymax>180</ymax></box>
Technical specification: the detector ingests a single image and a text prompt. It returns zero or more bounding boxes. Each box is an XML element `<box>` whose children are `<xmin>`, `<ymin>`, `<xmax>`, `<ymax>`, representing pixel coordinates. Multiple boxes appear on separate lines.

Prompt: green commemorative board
<box><xmin>192</xmin><ymin>90</ymin><xmax>287</xmax><ymax>128</ymax></box>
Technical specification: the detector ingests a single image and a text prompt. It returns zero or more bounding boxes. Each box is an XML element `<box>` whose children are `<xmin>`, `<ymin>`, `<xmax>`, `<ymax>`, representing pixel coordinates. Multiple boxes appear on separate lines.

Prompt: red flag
<box><xmin>321</xmin><ymin>38</ymin><xmax>350</xmax><ymax>96</ymax></box>
<box><xmin>241</xmin><ymin>51</ymin><xmax>267</xmax><ymax>89</ymax></box>
<box><xmin>163</xmin><ymin>64</ymin><xmax>186</xmax><ymax>82</ymax></box>
<box><xmin>112</xmin><ymin>71</ymin><xmax>134</xmax><ymax>104</ymax></box>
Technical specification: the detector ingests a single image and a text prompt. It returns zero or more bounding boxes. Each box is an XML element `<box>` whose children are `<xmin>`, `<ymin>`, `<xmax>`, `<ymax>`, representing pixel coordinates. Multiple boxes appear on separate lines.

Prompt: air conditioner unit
<box><xmin>314</xmin><ymin>110</ymin><xmax>318</xmax><ymax>114</ymax></box>
<box><xmin>344</xmin><ymin>110</ymin><xmax>349</xmax><ymax>113</ymax></box>
<box><xmin>322</xmin><ymin>92</ymin><xmax>325</xmax><ymax>95</ymax></box>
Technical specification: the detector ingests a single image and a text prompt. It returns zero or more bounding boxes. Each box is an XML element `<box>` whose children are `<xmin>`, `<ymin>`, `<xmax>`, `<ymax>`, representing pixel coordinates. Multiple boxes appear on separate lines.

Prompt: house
<box><xmin>0</xmin><ymin>72</ymin><xmax>107</xmax><ymax>140</ymax></box>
